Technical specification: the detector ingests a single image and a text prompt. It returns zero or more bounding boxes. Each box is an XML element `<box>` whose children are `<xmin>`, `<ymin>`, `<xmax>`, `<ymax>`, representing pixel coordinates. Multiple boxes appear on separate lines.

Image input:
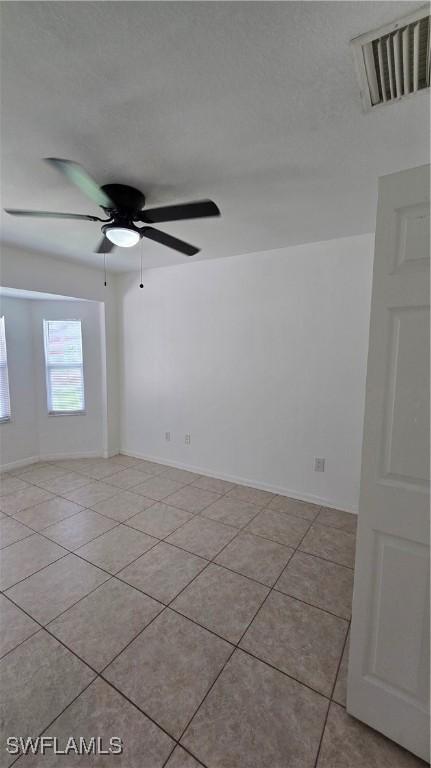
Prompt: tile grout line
<box><xmin>1</xmin><ymin>459</ymin><xmax>355</xmax><ymax>767</ymax></box>
<box><xmin>3</xmin><ymin>483</ymin><xmax>323</xmax><ymax>760</ymax></box>
<box><xmin>2</xmin><ymin>479</ymin><xmax>351</xmax><ymax>634</ymax></box>
<box><xmin>172</xmin><ymin>501</ymin><xmax>319</xmax><ymax>753</ymax></box>
<box><xmin>2</xmin><ymin>480</ymin><xmax>242</xmax><ymax>662</ymax></box>
<box><xmin>312</xmin><ymin>618</ymin><xmax>352</xmax><ymax>768</ymax></box>
<box><xmin>2</xmin><ymin>486</ymin><xmax>352</xmax><ymax>655</ymax></box>
<box><xmin>168</xmin><ymin>499</ymin><xmax>325</xmax><ymax>751</ymax></box>
<box><xmin>2</xmin><ymin>471</ymin><xmax>355</xmax><ymax>564</ymax></box>
<box><xmin>1</xmin><ymin>482</ymin><xmax>237</xmax><ymax>613</ymax></box>
<box><xmin>2</xmin><ymin>594</ymin><xmax>195</xmax><ymax>763</ymax></box>
<box><xmin>0</xmin><ymin>458</ymin><xmax>185</xmax><ymax>515</ymax></box>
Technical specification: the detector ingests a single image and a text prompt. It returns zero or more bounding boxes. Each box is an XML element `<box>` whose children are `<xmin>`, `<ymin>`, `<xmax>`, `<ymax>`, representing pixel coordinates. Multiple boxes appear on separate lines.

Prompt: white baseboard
<box><xmin>119</xmin><ymin>449</ymin><xmax>358</xmax><ymax>513</ymax></box>
<box><xmin>39</xmin><ymin>450</ymin><xmax>102</xmax><ymax>461</ymax></box>
<box><xmin>1</xmin><ymin>450</ymin><xmax>103</xmax><ymax>472</ymax></box>
<box><xmin>0</xmin><ymin>455</ymin><xmax>40</xmax><ymax>473</ymax></box>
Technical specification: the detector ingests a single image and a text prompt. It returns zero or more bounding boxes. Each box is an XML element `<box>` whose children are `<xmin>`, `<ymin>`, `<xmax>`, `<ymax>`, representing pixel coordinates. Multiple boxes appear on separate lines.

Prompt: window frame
<box><xmin>0</xmin><ymin>316</ymin><xmax>11</xmax><ymax>424</ymax></box>
<box><xmin>43</xmin><ymin>319</ymin><xmax>86</xmax><ymax>416</ymax></box>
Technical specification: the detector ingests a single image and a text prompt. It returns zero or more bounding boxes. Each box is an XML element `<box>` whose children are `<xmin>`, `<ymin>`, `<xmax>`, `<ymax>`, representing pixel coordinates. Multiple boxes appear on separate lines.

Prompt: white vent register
<box><xmin>351</xmin><ymin>5</ymin><xmax>430</xmax><ymax>111</ymax></box>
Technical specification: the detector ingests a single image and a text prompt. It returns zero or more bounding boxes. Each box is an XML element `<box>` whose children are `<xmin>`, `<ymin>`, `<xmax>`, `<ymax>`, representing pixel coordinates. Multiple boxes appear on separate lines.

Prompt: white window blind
<box><xmin>0</xmin><ymin>317</ymin><xmax>11</xmax><ymax>422</ymax></box>
<box><xmin>43</xmin><ymin>320</ymin><xmax>85</xmax><ymax>414</ymax></box>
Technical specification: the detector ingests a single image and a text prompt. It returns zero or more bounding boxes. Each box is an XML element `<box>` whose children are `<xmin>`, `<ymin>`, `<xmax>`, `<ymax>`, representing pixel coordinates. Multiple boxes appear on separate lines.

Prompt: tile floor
<box><xmin>0</xmin><ymin>455</ymin><xmax>424</xmax><ymax>767</ymax></box>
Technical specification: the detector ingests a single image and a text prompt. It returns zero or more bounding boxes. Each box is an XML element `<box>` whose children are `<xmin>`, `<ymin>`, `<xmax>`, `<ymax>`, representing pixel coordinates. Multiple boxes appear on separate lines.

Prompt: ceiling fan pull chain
<box><xmin>139</xmin><ymin>241</ymin><xmax>144</xmax><ymax>288</ymax></box>
<box><xmin>104</xmin><ymin>249</ymin><xmax>107</xmax><ymax>287</ymax></box>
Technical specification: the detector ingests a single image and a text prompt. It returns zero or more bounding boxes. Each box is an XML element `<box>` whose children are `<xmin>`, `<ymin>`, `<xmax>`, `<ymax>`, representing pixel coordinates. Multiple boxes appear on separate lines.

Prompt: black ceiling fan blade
<box><xmin>141</xmin><ymin>227</ymin><xmax>199</xmax><ymax>256</ymax></box>
<box><xmin>44</xmin><ymin>158</ymin><xmax>113</xmax><ymax>209</ymax></box>
<box><xmin>137</xmin><ymin>199</ymin><xmax>220</xmax><ymax>224</ymax></box>
<box><xmin>4</xmin><ymin>209</ymin><xmax>100</xmax><ymax>221</ymax></box>
<box><xmin>95</xmin><ymin>236</ymin><xmax>115</xmax><ymax>254</ymax></box>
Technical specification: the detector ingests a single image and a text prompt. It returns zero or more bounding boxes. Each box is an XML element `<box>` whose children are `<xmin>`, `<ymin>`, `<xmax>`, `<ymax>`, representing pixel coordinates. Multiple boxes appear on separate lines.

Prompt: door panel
<box><xmin>348</xmin><ymin>165</ymin><xmax>430</xmax><ymax>762</ymax></box>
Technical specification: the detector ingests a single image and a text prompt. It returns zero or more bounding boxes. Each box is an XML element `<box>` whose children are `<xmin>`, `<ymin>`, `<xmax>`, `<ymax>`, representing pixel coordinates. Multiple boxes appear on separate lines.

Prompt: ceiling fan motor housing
<box><xmin>101</xmin><ymin>184</ymin><xmax>145</xmax><ymax>215</ymax></box>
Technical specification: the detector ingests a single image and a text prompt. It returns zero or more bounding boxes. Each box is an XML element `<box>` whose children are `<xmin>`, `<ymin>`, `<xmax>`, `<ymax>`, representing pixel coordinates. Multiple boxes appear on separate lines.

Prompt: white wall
<box><xmin>0</xmin><ymin>295</ymin><xmax>105</xmax><ymax>468</ymax></box>
<box><xmin>0</xmin><ymin>244</ymin><xmax>119</xmax><ymax>456</ymax></box>
<box><xmin>0</xmin><ymin>297</ymin><xmax>38</xmax><ymax>465</ymax></box>
<box><xmin>119</xmin><ymin>234</ymin><xmax>374</xmax><ymax>512</ymax></box>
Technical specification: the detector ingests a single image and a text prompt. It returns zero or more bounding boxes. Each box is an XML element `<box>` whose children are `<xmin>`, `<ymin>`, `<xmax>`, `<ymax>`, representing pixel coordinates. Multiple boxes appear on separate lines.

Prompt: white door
<box><xmin>348</xmin><ymin>164</ymin><xmax>430</xmax><ymax>762</ymax></box>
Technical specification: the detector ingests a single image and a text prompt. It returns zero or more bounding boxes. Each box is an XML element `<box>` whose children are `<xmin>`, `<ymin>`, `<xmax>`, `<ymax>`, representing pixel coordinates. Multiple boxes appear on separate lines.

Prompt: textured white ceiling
<box><xmin>1</xmin><ymin>1</ymin><xmax>429</xmax><ymax>272</ymax></box>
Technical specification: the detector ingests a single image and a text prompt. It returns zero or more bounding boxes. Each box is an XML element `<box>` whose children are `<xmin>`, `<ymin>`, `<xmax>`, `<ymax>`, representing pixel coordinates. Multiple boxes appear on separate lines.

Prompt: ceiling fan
<box><xmin>4</xmin><ymin>158</ymin><xmax>220</xmax><ymax>257</ymax></box>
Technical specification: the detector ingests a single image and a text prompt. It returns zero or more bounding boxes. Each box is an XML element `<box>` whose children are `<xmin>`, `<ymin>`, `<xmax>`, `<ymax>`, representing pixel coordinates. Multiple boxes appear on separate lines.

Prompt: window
<box><xmin>0</xmin><ymin>317</ymin><xmax>11</xmax><ymax>422</ymax></box>
<box><xmin>43</xmin><ymin>320</ymin><xmax>85</xmax><ymax>414</ymax></box>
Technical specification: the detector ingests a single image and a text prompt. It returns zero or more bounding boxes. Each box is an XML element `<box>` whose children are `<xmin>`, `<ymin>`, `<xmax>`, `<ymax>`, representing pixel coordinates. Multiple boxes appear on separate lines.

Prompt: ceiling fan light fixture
<box><xmin>104</xmin><ymin>226</ymin><xmax>140</xmax><ymax>248</ymax></box>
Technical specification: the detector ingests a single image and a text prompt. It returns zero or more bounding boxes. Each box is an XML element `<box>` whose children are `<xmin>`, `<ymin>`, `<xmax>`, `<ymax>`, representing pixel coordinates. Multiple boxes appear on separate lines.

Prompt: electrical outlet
<box><xmin>185</xmin><ymin>433</ymin><xmax>191</xmax><ymax>445</ymax></box>
<box><xmin>165</xmin><ymin>432</ymin><xmax>171</xmax><ymax>442</ymax></box>
<box><xmin>314</xmin><ymin>457</ymin><xmax>325</xmax><ymax>472</ymax></box>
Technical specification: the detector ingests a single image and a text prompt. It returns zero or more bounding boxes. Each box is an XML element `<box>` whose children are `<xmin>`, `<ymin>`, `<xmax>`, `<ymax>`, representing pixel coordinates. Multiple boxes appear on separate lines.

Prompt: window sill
<box><xmin>48</xmin><ymin>411</ymin><xmax>87</xmax><ymax>417</ymax></box>
<box><xmin>0</xmin><ymin>417</ymin><xmax>11</xmax><ymax>424</ymax></box>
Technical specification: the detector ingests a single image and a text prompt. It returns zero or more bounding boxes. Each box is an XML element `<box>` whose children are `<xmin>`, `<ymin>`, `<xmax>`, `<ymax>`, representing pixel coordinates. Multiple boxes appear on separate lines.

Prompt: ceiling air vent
<box><xmin>351</xmin><ymin>5</ymin><xmax>430</xmax><ymax>111</ymax></box>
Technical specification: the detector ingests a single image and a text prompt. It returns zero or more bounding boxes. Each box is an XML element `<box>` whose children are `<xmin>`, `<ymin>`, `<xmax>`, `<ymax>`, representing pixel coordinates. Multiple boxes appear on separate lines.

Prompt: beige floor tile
<box><xmin>317</xmin><ymin>702</ymin><xmax>422</xmax><ymax>767</ymax></box>
<box><xmin>0</xmin><ymin>534</ymin><xmax>66</xmax><ymax>590</ymax></box>
<box><xmin>8</xmin><ymin>461</ymin><xmax>52</xmax><ymax>477</ymax></box>
<box><xmin>192</xmin><ymin>476</ymin><xmax>236</xmax><ymax>494</ymax></box>
<box><xmin>316</xmin><ymin>507</ymin><xmax>358</xmax><ymax>534</ymax></box>
<box><xmin>164</xmin><ymin>485</ymin><xmax>220</xmax><ymax>514</ymax></box>
<box><xmin>200</xmin><ymin>497</ymin><xmax>261</xmax><ymax>528</ymax></box>
<box><xmin>333</xmin><ymin>630</ymin><xmax>350</xmax><ymax>706</ymax></box>
<box><xmin>19</xmin><ymin>465</ymin><xmax>68</xmax><ymax>485</ymax></box>
<box><xmin>89</xmin><ymin>490</ymin><xmax>155</xmax><ymax>521</ymax></box>
<box><xmin>215</xmin><ymin>532</ymin><xmax>294</xmax><ymax>586</ymax></box>
<box><xmin>0</xmin><ymin>517</ymin><xmax>33</xmax><ymax>549</ymax></box>
<box><xmin>74</xmin><ymin>458</ymin><xmax>128</xmax><ymax>480</ymax></box>
<box><xmin>225</xmin><ymin>485</ymin><xmax>275</xmax><ymax>507</ymax></box>
<box><xmin>34</xmin><ymin>471</ymin><xmax>91</xmax><ymax>494</ymax></box>
<box><xmin>13</xmin><ymin>497</ymin><xmax>83</xmax><ymax>532</ymax></box>
<box><xmin>241</xmin><ymin>591</ymin><xmax>347</xmax><ymax>696</ymax></box>
<box><xmin>161</xmin><ymin>468</ymin><xmax>202</xmax><ymax>484</ymax></box>
<box><xmin>16</xmin><ymin>678</ymin><xmax>174</xmax><ymax>768</ymax></box>
<box><xmin>166</xmin><ymin>516</ymin><xmax>237</xmax><ymax>559</ymax></box>
<box><xmin>0</xmin><ymin>460</ymin><xmax>385</xmax><ymax>768</ymax></box>
<box><xmin>0</xmin><ymin>595</ymin><xmax>38</xmax><ymax>658</ymax></box>
<box><xmin>267</xmin><ymin>495</ymin><xmax>320</xmax><ymax>521</ymax></box>
<box><xmin>173</xmin><ymin>563</ymin><xmax>269</xmax><ymax>643</ymax></box>
<box><xmin>6</xmin><ymin>553</ymin><xmax>109</xmax><ymax>625</ymax></box>
<box><xmin>51</xmin><ymin>458</ymin><xmax>97</xmax><ymax>473</ymax></box>
<box><xmin>43</xmin><ymin>509</ymin><xmax>117</xmax><ymax>550</ymax></box>
<box><xmin>276</xmin><ymin>551</ymin><xmax>354</xmax><ymax>619</ymax></box>
<box><xmin>105</xmin><ymin>467</ymin><xmax>153</xmax><ymax>489</ymax></box>
<box><xmin>61</xmin><ymin>481</ymin><xmax>118</xmax><ymax>507</ymax></box>
<box><xmin>0</xmin><ymin>475</ymin><xmax>30</xmax><ymax>497</ymax></box>
<box><xmin>76</xmin><ymin>525</ymin><xmax>157</xmax><ymax>574</ymax></box>
<box><xmin>245</xmin><ymin>508</ymin><xmax>311</xmax><ymax>548</ymax></box>
<box><xmin>166</xmin><ymin>746</ymin><xmax>203</xmax><ymax>767</ymax></box>
<box><xmin>126</xmin><ymin>502</ymin><xmax>193</xmax><ymax>538</ymax></box>
<box><xmin>182</xmin><ymin>649</ymin><xmax>328</xmax><ymax>768</ymax></box>
<box><xmin>133</xmin><ymin>475</ymin><xmax>186</xmax><ymax>501</ymax></box>
<box><xmin>132</xmin><ymin>460</ymin><xmax>169</xmax><ymax>475</ymax></box>
<box><xmin>104</xmin><ymin>609</ymin><xmax>231</xmax><ymax>739</ymax></box>
<box><xmin>0</xmin><ymin>486</ymin><xmax>54</xmax><ymax>515</ymax></box>
<box><xmin>300</xmin><ymin>524</ymin><xmax>356</xmax><ymax>568</ymax></box>
<box><xmin>0</xmin><ymin>631</ymin><xmax>95</xmax><ymax>767</ymax></box>
<box><xmin>119</xmin><ymin>542</ymin><xmax>207</xmax><ymax>604</ymax></box>
<box><xmin>48</xmin><ymin>578</ymin><xmax>162</xmax><ymax>670</ymax></box>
